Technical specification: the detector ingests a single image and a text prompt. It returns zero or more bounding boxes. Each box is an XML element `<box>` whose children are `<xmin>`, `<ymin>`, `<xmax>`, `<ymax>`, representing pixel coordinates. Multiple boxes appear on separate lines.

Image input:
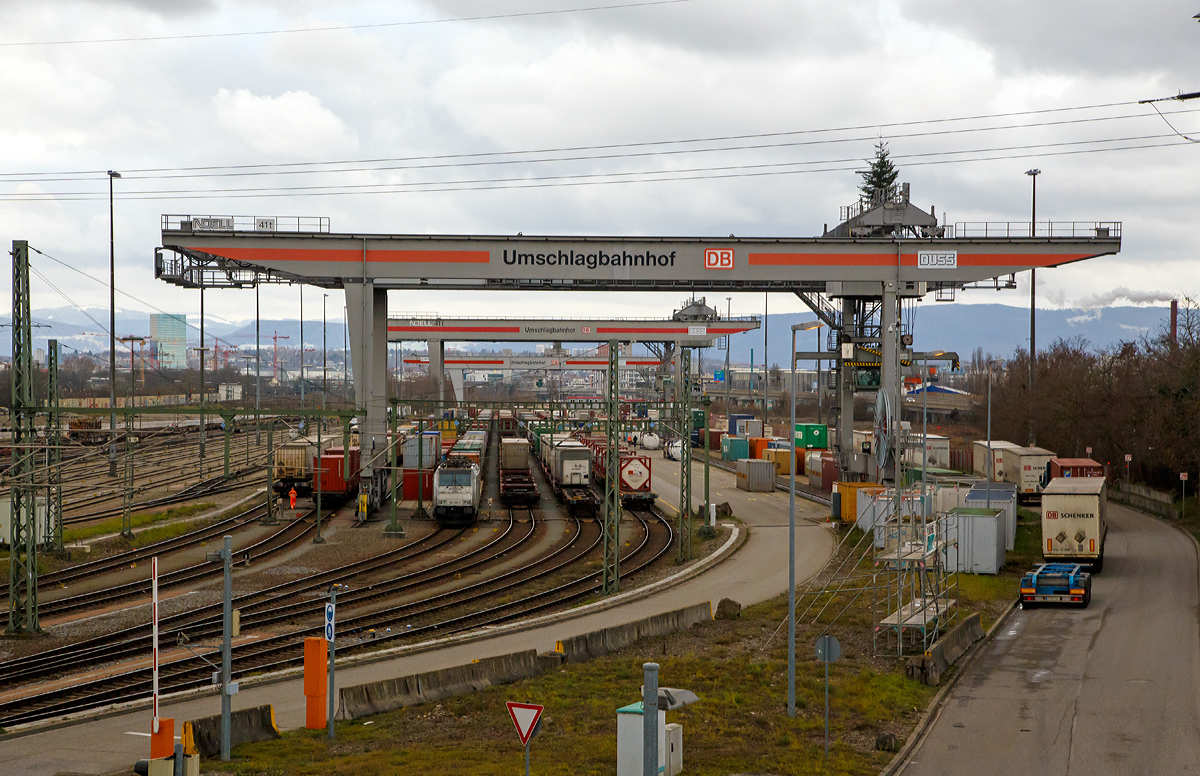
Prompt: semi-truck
<box><xmin>1041</xmin><ymin>476</ymin><xmax>1107</xmax><ymax>571</ymax></box>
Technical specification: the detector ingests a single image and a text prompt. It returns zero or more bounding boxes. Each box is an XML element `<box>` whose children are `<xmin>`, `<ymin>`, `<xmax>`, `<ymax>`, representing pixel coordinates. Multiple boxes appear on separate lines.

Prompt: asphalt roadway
<box><xmin>0</xmin><ymin>455</ymin><xmax>833</xmax><ymax>775</ymax></box>
<box><xmin>902</xmin><ymin>502</ymin><xmax>1200</xmax><ymax>775</ymax></box>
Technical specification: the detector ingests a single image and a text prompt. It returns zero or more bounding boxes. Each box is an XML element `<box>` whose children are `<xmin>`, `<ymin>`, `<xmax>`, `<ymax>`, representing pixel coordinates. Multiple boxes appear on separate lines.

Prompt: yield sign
<box><xmin>506</xmin><ymin>701</ymin><xmax>544</xmax><ymax>746</ymax></box>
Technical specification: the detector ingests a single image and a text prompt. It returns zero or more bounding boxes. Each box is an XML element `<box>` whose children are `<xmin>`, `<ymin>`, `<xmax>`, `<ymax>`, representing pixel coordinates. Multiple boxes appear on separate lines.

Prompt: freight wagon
<box><xmin>273</xmin><ymin>433</ymin><xmax>335</xmax><ymax>498</ymax></box>
<box><xmin>499</xmin><ymin>438</ymin><xmax>539</xmax><ymax>506</ymax></box>
<box><xmin>1041</xmin><ymin>476</ymin><xmax>1107</xmax><ymax>571</ymax></box>
<box><xmin>312</xmin><ymin>446</ymin><xmax>361</xmax><ymax>498</ymax></box>
<box><xmin>581</xmin><ymin>436</ymin><xmax>656</xmax><ymax>508</ymax></box>
<box><xmin>67</xmin><ymin>416</ymin><xmax>104</xmax><ymax>445</ymax></box>
<box><xmin>524</xmin><ymin>425</ymin><xmax>598</xmax><ymax>514</ymax></box>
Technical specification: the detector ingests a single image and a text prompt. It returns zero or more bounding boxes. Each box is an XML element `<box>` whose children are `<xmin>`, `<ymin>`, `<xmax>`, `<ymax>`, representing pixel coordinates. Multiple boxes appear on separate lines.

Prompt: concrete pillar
<box><xmin>880</xmin><ymin>283</ymin><xmax>898</xmax><ymax>481</ymax></box>
<box><xmin>448</xmin><ymin>368</ymin><xmax>465</xmax><ymax>403</ymax></box>
<box><xmin>345</xmin><ymin>281</ymin><xmax>388</xmax><ymax>507</ymax></box>
<box><xmin>428</xmin><ymin>339</ymin><xmax>446</xmax><ymax>406</ymax></box>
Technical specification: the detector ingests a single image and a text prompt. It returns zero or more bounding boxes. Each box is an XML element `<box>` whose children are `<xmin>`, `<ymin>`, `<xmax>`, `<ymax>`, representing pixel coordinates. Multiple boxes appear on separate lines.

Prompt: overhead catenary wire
<box><xmin>0</xmin><ymin>0</ymin><xmax>700</xmax><ymax>48</ymax></box>
<box><xmin>1</xmin><ymin>102</ymin><xmax>1195</xmax><ymax>183</ymax></box>
<box><xmin>1</xmin><ymin>136</ymin><xmax>1190</xmax><ymax>202</ymax></box>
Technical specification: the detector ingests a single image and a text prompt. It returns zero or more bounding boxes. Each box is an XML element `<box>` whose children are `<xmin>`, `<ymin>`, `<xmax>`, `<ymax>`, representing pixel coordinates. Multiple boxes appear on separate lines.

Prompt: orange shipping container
<box><xmin>749</xmin><ymin>437</ymin><xmax>770</xmax><ymax>459</ymax></box>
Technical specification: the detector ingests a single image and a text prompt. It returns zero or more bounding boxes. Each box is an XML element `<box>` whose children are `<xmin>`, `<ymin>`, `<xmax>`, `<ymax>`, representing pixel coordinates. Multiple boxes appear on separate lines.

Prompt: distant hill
<box><xmin>0</xmin><ymin>303</ymin><xmax>1170</xmax><ymax>370</ymax></box>
<box><xmin>727</xmin><ymin>303</ymin><xmax>1170</xmax><ymax>369</ymax></box>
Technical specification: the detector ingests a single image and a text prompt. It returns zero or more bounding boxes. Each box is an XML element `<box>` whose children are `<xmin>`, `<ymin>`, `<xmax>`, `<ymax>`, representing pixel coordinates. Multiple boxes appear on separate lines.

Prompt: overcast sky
<box><xmin>1</xmin><ymin>0</ymin><xmax>1198</xmax><ymax>339</ymax></box>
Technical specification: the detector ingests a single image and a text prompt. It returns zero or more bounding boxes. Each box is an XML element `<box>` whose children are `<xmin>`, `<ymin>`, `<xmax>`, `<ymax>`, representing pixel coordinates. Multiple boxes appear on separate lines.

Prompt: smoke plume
<box><xmin>1069</xmin><ymin>287</ymin><xmax>1176</xmax><ymax>310</ymax></box>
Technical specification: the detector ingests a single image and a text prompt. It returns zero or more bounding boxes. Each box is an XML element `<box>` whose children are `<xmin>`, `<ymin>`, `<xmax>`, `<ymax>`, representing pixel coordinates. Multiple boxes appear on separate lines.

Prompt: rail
<box><xmin>161</xmin><ymin>214</ymin><xmax>331</xmax><ymax>233</ymax></box>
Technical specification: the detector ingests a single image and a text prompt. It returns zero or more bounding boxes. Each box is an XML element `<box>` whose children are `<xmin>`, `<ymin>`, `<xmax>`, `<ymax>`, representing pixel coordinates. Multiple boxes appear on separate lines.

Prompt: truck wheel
<box><xmin>1080</xmin><ymin>590</ymin><xmax>1092</xmax><ymax>608</ymax></box>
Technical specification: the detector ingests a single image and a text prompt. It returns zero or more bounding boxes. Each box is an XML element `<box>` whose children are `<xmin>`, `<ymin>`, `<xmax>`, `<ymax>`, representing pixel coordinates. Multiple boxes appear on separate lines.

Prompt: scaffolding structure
<box><xmin>795</xmin><ymin>426</ymin><xmax>959</xmax><ymax>658</ymax></box>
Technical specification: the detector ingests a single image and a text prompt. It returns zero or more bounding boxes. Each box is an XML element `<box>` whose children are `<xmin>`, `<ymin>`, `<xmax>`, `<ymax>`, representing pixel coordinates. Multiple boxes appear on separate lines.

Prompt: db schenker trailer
<box><xmin>1041</xmin><ymin>476</ymin><xmax>1107</xmax><ymax>571</ymax></box>
<box><xmin>1020</xmin><ymin>563</ymin><xmax>1092</xmax><ymax>608</ymax></box>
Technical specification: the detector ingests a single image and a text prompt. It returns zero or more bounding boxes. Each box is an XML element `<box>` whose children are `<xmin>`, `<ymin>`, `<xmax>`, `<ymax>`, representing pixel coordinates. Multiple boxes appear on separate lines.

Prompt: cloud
<box><xmin>211</xmin><ymin>88</ymin><xmax>358</xmax><ymax>157</ymax></box>
<box><xmin>1067</xmin><ymin>310</ymin><xmax>1101</xmax><ymax>324</ymax></box>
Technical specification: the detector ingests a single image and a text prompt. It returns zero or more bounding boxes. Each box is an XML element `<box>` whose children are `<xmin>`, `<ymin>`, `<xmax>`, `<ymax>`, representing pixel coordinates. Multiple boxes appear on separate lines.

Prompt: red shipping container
<box><xmin>706</xmin><ymin>429</ymin><xmax>723</xmax><ymax>450</ymax></box>
<box><xmin>1049</xmin><ymin>457</ymin><xmax>1105</xmax><ymax>479</ymax></box>
<box><xmin>821</xmin><ymin>451</ymin><xmax>837</xmax><ymax>493</ymax></box>
<box><xmin>400</xmin><ymin>468</ymin><xmax>435</xmax><ymax>500</ymax></box>
<box><xmin>313</xmin><ymin>454</ymin><xmax>357</xmax><ymax>496</ymax></box>
<box><xmin>325</xmin><ymin>447</ymin><xmax>361</xmax><ymax>476</ymax></box>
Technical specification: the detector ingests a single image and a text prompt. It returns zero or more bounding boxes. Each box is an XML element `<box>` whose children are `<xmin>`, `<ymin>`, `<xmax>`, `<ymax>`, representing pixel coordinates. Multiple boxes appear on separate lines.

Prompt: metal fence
<box><xmin>951</xmin><ymin>222</ymin><xmax>1121</xmax><ymax>239</ymax></box>
<box><xmin>161</xmin><ymin>215</ymin><xmax>331</xmax><ymax>233</ymax></box>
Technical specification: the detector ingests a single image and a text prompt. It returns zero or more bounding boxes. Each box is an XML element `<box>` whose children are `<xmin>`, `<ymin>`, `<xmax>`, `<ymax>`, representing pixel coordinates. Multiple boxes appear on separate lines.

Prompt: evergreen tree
<box><xmin>858</xmin><ymin>141</ymin><xmax>899</xmax><ymax>204</ymax></box>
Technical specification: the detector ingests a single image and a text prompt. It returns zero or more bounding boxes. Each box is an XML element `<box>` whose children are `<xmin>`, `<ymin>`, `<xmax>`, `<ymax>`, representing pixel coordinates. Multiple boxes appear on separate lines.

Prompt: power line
<box><xmin>0</xmin><ymin>0</ymin><xmax>698</xmax><ymax>48</ymax></box>
<box><xmin>1</xmin><ymin>135</ymin><xmax>1190</xmax><ymax>202</ymax></box>
<box><xmin>0</xmin><ymin>99</ymin><xmax>1175</xmax><ymax>180</ymax></box>
<box><xmin>2</xmin><ymin>106</ymin><xmax>1195</xmax><ymax>185</ymax></box>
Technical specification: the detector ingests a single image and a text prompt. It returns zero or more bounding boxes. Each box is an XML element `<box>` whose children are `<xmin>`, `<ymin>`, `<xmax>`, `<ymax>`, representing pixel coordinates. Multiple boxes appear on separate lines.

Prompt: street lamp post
<box><xmin>323</xmin><ymin>294</ymin><xmax>328</xmax><ymax>412</ymax></box>
<box><xmin>788</xmin><ymin>321</ymin><xmax>821</xmax><ymax>718</ymax></box>
<box><xmin>107</xmin><ymin>170</ymin><xmax>121</xmax><ymax>477</ymax></box>
<box><xmin>1025</xmin><ymin>168</ymin><xmax>1040</xmax><ymax>447</ymax></box>
<box><xmin>724</xmin><ymin>297</ymin><xmax>731</xmax><ymax>417</ymax></box>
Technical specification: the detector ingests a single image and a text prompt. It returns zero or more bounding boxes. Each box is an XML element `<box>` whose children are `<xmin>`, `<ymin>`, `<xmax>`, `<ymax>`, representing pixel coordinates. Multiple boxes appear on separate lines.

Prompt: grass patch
<box><xmin>62</xmin><ymin>502</ymin><xmax>217</xmax><ymax>544</ymax></box>
<box><xmin>225</xmin><ymin>612</ymin><xmax>935</xmax><ymax>776</ymax></box>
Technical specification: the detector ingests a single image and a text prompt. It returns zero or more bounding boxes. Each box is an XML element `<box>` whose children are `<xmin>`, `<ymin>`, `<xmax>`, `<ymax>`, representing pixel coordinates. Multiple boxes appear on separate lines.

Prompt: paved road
<box><xmin>0</xmin><ymin>454</ymin><xmax>833</xmax><ymax>775</ymax></box>
<box><xmin>903</xmin><ymin>502</ymin><xmax>1200</xmax><ymax>775</ymax></box>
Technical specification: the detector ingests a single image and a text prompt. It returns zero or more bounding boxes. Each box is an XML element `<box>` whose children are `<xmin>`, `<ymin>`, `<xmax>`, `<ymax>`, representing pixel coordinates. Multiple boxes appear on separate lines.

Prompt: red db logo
<box><xmin>1046</xmin><ymin>511</ymin><xmax>1059</xmax><ymax>519</ymax></box>
<box><xmin>705</xmin><ymin>248</ymin><xmax>734</xmax><ymax>269</ymax></box>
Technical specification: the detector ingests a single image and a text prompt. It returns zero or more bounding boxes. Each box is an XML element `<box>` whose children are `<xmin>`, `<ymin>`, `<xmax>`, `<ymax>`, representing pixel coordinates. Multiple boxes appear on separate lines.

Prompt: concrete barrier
<box><xmin>905</xmin><ymin>612</ymin><xmax>985</xmax><ymax>686</ymax></box>
<box><xmin>182</xmin><ymin>705</ymin><xmax>280</xmax><ymax>758</ymax></box>
<box><xmin>340</xmin><ymin>650</ymin><xmax>541</xmax><ymax>719</ymax></box>
<box><xmin>555</xmin><ymin>603</ymin><xmax>712</xmax><ymax>664</ymax></box>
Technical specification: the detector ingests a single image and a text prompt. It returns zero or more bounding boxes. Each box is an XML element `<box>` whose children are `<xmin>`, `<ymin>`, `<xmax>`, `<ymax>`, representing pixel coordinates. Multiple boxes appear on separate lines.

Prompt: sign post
<box><xmin>1183</xmin><ymin>472</ymin><xmax>1189</xmax><ymax>523</ymax></box>
<box><xmin>325</xmin><ymin>592</ymin><xmax>336</xmax><ymax>740</ymax></box>
<box><xmin>1125</xmin><ymin>453</ymin><xmax>1132</xmax><ymax>485</ymax></box>
<box><xmin>506</xmin><ymin>701</ymin><xmax>544</xmax><ymax>776</ymax></box>
<box><xmin>152</xmin><ymin>556</ymin><xmax>159</xmax><ymax>734</ymax></box>
<box><xmin>815</xmin><ymin>635</ymin><xmax>842</xmax><ymax>759</ymax></box>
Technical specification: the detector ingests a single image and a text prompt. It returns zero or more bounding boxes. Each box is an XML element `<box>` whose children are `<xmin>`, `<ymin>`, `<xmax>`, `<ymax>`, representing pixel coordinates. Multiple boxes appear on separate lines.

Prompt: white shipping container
<box><xmin>965</xmin><ymin>486</ymin><xmax>1017</xmax><ymax>551</ymax></box>
<box><xmin>736</xmin><ymin>459</ymin><xmax>775</xmax><ymax>492</ymax></box>
<box><xmin>736</xmin><ymin>419</ymin><xmax>764</xmax><ymax>438</ymax></box>
<box><xmin>0</xmin><ymin>496</ymin><xmax>50</xmax><ymax>547</ymax></box>
<box><xmin>903</xmin><ymin>434</ymin><xmax>951</xmax><ymax>468</ymax></box>
<box><xmin>942</xmin><ymin>508</ymin><xmax>1006</xmax><ymax>574</ymax></box>
<box><xmin>972</xmin><ymin>440</ymin><xmax>1020</xmax><ymax>480</ymax></box>
<box><xmin>1041</xmin><ymin>477</ymin><xmax>1107</xmax><ymax>568</ymax></box>
<box><xmin>402</xmin><ymin>432</ymin><xmax>442</xmax><ymax>469</ymax></box>
<box><xmin>274</xmin><ymin>435</ymin><xmax>334</xmax><ymax>479</ymax></box>
<box><xmin>551</xmin><ymin>441</ymin><xmax>591</xmax><ymax>486</ymax></box>
<box><xmin>500</xmin><ymin>438</ymin><xmax>529</xmax><ymax>471</ymax></box>
<box><xmin>1001</xmin><ymin>446</ymin><xmax>1057</xmax><ymax>495</ymax></box>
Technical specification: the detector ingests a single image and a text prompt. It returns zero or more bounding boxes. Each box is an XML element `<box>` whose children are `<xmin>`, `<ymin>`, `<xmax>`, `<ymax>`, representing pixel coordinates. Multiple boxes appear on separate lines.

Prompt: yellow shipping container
<box><xmin>836</xmin><ymin>481</ymin><xmax>884</xmax><ymax>522</ymax></box>
<box><xmin>763</xmin><ymin>448</ymin><xmax>796</xmax><ymax>476</ymax></box>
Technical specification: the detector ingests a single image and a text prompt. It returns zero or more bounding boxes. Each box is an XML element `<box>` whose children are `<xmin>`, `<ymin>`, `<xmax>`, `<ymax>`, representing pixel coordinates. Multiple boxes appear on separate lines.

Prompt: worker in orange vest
<box><xmin>289</xmin><ymin>487</ymin><xmax>298</xmax><ymax>510</ymax></box>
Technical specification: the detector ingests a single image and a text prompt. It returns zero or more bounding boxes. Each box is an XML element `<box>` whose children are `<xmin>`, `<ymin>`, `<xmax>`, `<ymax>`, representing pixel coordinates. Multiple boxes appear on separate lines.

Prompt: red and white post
<box><xmin>152</xmin><ymin>555</ymin><xmax>159</xmax><ymax>733</ymax></box>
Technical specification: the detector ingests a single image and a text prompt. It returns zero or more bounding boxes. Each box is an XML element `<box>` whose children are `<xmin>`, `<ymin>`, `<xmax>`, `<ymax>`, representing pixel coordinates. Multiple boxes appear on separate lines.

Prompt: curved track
<box><xmin>0</xmin><ymin>508</ymin><xmax>672</xmax><ymax>728</ymax></box>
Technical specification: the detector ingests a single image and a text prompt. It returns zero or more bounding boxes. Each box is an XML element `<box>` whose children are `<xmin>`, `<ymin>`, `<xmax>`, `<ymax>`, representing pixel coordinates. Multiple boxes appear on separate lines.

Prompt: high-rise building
<box><xmin>149</xmin><ymin>313</ymin><xmax>187</xmax><ymax>369</ymax></box>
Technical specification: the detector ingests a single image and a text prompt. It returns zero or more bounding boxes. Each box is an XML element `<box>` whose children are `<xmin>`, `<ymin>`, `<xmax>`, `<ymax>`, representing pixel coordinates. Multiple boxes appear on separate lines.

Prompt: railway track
<box><xmin>36</xmin><ymin>507</ymin><xmax>320</xmax><ymax>619</ymax></box>
<box><xmin>0</xmin><ymin>507</ymin><xmax>671</xmax><ymax>728</ymax></box>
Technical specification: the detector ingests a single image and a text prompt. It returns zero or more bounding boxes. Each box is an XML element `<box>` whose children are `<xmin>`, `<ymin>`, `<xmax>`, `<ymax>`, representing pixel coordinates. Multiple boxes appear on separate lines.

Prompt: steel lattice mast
<box><xmin>602</xmin><ymin>341</ymin><xmax>621</xmax><ymax>594</ymax></box>
<box><xmin>8</xmin><ymin>240</ymin><xmax>39</xmax><ymax>634</ymax></box>
<box><xmin>47</xmin><ymin>339</ymin><xmax>63</xmax><ymax>552</ymax></box>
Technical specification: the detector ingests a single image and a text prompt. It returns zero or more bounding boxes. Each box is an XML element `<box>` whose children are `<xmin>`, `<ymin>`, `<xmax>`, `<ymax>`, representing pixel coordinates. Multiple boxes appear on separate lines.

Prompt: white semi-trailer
<box><xmin>1002</xmin><ymin>445</ymin><xmax>1057</xmax><ymax>500</ymax></box>
<box><xmin>1041</xmin><ymin>477</ymin><xmax>1107</xmax><ymax>571</ymax></box>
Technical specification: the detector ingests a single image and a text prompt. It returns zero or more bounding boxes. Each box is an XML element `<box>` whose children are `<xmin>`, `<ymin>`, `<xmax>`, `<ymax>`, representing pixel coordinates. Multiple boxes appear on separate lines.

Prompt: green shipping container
<box><xmin>794</xmin><ymin>423</ymin><xmax>829</xmax><ymax>449</ymax></box>
<box><xmin>722</xmin><ymin>436</ymin><xmax>749</xmax><ymax>461</ymax></box>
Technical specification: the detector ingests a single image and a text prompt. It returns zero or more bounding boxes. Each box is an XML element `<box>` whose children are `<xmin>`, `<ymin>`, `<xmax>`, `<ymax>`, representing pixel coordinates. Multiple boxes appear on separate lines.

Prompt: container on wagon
<box><xmin>500</xmin><ymin>438</ymin><xmax>530</xmax><ymax>471</ymax></box>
